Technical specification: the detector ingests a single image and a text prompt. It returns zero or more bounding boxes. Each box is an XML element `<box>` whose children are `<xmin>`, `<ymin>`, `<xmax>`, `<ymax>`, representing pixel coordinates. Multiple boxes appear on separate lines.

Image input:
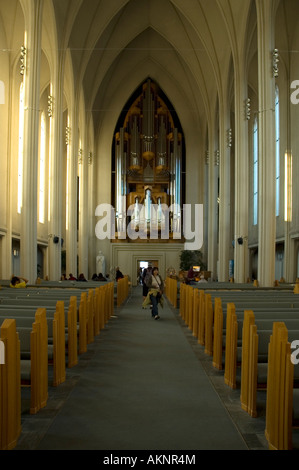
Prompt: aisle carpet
<box><xmin>31</xmin><ymin>287</ymin><xmax>248</xmax><ymax>450</ymax></box>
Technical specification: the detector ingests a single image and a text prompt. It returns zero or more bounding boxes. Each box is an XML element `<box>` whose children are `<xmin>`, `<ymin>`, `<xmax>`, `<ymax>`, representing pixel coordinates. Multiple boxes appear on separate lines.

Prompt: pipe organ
<box><xmin>114</xmin><ymin>78</ymin><xmax>184</xmax><ymax>240</ymax></box>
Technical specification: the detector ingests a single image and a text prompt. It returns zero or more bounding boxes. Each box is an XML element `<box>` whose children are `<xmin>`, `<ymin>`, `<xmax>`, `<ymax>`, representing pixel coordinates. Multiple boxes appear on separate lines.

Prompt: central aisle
<box><xmin>36</xmin><ymin>286</ymin><xmax>248</xmax><ymax>450</ymax></box>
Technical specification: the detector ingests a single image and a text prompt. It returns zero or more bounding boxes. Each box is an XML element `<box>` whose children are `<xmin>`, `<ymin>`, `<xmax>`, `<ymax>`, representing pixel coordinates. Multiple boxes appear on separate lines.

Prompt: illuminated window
<box><xmin>47</xmin><ymin>84</ymin><xmax>53</xmax><ymax>222</ymax></box>
<box><xmin>66</xmin><ymin>118</ymin><xmax>70</xmax><ymax>230</ymax></box>
<box><xmin>275</xmin><ymin>86</ymin><xmax>280</xmax><ymax>217</ymax></box>
<box><xmin>253</xmin><ymin>116</ymin><xmax>258</xmax><ymax>225</ymax></box>
<box><xmin>18</xmin><ymin>82</ymin><xmax>25</xmax><ymax>214</ymax></box>
<box><xmin>39</xmin><ymin>112</ymin><xmax>46</xmax><ymax>223</ymax></box>
<box><xmin>284</xmin><ymin>152</ymin><xmax>292</xmax><ymax>222</ymax></box>
<box><xmin>77</xmin><ymin>143</ymin><xmax>82</xmax><ymax>230</ymax></box>
<box><xmin>0</xmin><ymin>80</ymin><xmax>4</xmax><ymax>104</ymax></box>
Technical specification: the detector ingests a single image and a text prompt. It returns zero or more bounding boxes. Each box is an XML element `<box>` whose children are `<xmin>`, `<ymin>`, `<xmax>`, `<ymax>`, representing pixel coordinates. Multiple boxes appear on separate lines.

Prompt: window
<box><xmin>275</xmin><ymin>85</ymin><xmax>280</xmax><ymax>217</ymax></box>
<box><xmin>39</xmin><ymin>112</ymin><xmax>46</xmax><ymax>223</ymax></box>
<box><xmin>47</xmin><ymin>85</ymin><xmax>53</xmax><ymax>222</ymax></box>
<box><xmin>0</xmin><ymin>80</ymin><xmax>4</xmax><ymax>104</ymax></box>
<box><xmin>18</xmin><ymin>82</ymin><xmax>25</xmax><ymax>214</ymax></box>
<box><xmin>66</xmin><ymin>118</ymin><xmax>70</xmax><ymax>230</ymax></box>
<box><xmin>253</xmin><ymin>116</ymin><xmax>258</xmax><ymax>225</ymax></box>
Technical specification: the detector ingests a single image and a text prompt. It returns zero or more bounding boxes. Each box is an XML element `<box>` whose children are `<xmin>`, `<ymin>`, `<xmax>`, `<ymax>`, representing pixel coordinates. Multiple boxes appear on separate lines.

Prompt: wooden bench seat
<box><xmin>0</xmin><ymin>303</ymin><xmax>67</xmax><ymax>386</ymax></box>
<box><xmin>0</xmin><ymin>282</ymin><xmax>116</xmax><ymax>451</ymax></box>
<box><xmin>0</xmin><ymin>315</ymin><xmax>55</xmax><ymax>361</ymax></box>
<box><xmin>215</xmin><ymin>303</ymin><xmax>299</xmax><ymax>387</ymax></box>
<box><xmin>240</xmin><ymin>314</ymin><xmax>299</xmax><ymax>419</ymax></box>
<box><xmin>264</xmin><ymin>323</ymin><xmax>298</xmax><ymax>450</ymax></box>
<box><xmin>1</xmin><ymin>310</ymin><xmax>48</xmax><ymax>419</ymax></box>
<box><xmin>0</xmin><ymin>319</ymin><xmax>21</xmax><ymax>450</ymax></box>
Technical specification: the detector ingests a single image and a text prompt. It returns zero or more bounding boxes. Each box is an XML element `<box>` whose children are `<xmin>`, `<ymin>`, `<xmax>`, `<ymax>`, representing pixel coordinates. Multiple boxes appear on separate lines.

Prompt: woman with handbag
<box><xmin>145</xmin><ymin>267</ymin><xmax>164</xmax><ymax>320</ymax></box>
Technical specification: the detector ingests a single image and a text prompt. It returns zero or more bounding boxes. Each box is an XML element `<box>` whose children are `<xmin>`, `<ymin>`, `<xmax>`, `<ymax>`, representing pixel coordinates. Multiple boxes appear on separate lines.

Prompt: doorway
<box><xmin>12</xmin><ymin>239</ymin><xmax>21</xmax><ymax>277</ymax></box>
<box><xmin>137</xmin><ymin>259</ymin><xmax>158</xmax><ymax>284</ymax></box>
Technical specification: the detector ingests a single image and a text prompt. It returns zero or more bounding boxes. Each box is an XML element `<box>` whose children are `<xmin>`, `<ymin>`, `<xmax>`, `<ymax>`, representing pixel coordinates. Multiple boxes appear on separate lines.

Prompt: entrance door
<box><xmin>12</xmin><ymin>240</ymin><xmax>20</xmax><ymax>277</ymax></box>
<box><xmin>137</xmin><ymin>260</ymin><xmax>159</xmax><ymax>284</ymax></box>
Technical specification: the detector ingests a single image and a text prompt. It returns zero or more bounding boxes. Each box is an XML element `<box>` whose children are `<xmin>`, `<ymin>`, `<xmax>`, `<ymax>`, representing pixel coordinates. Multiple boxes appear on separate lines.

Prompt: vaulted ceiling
<box><xmin>2</xmin><ymin>0</ymin><xmax>299</xmax><ymax>139</ymax></box>
<box><xmin>50</xmin><ymin>0</ymin><xmax>253</xmax><ymax>135</ymax></box>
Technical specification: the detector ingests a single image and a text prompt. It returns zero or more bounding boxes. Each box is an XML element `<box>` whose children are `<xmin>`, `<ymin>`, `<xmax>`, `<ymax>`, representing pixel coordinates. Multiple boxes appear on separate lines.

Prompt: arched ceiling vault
<box><xmin>0</xmin><ymin>0</ymin><xmax>265</xmax><ymax>145</ymax></box>
<box><xmin>51</xmin><ymin>0</ymin><xmax>240</xmax><ymax>137</ymax></box>
<box><xmin>4</xmin><ymin>0</ymin><xmax>298</xmax><ymax>142</ymax></box>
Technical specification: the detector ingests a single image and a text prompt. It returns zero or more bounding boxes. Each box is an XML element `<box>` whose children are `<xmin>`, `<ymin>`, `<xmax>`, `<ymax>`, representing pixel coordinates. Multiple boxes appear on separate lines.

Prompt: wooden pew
<box><xmin>179</xmin><ymin>285</ymin><xmax>299</xmax><ymax>391</ymax></box>
<box><xmin>0</xmin><ymin>293</ymin><xmax>81</xmax><ymax>365</ymax></box>
<box><xmin>79</xmin><ymin>292</ymin><xmax>87</xmax><ymax>354</ymax></box>
<box><xmin>14</xmin><ymin>308</ymin><xmax>49</xmax><ymax>414</ymax></box>
<box><xmin>265</xmin><ymin>323</ymin><xmax>294</xmax><ymax>450</ymax></box>
<box><xmin>116</xmin><ymin>276</ymin><xmax>129</xmax><ymax>307</ymax></box>
<box><xmin>0</xmin><ymin>302</ymin><xmax>66</xmax><ymax>387</ymax></box>
<box><xmin>0</xmin><ymin>282</ymin><xmax>114</xmax><ymax>450</ymax></box>
<box><xmin>0</xmin><ymin>319</ymin><xmax>21</xmax><ymax>450</ymax></box>
<box><xmin>0</xmin><ymin>283</ymin><xmax>114</xmax><ymax>354</ymax></box>
<box><xmin>31</xmin><ymin>308</ymin><xmax>48</xmax><ymax>413</ymax></box>
<box><xmin>223</xmin><ymin>306</ymin><xmax>299</xmax><ymax>390</ymax></box>
<box><xmin>52</xmin><ymin>300</ymin><xmax>65</xmax><ymax>387</ymax></box>
<box><xmin>165</xmin><ymin>277</ymin><xmax>178</xmax><ymax>308</ymax></box>
<box><xmin>67</xmin><ymin>296</ymin><xmax>78</xmax><ymax>369</ymax></box>
<box><xmin>240</xmin><ymin>314</ymin><xmax>299</xmax><ymax>419</ymax></box>
<box><xmin>179</xmin><ymin>283</ymin><xmax>299</xmax><ymax>347</ymax></box>
<box><xmin>213</xmin><ymin>297</ymin><xmax>224</xmax><ymax>370</ymax></box>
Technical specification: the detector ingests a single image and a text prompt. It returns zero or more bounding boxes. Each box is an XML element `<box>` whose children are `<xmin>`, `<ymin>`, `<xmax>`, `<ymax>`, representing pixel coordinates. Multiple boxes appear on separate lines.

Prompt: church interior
<box><xmin>0</xmin><ymin>0</ymin><xmax>298</xmax><ymax>286</ymax></box>
<box><xmin>1</xmin><ymin>0</ymin><xmax>299</xmax><ymax>453</ymax></box>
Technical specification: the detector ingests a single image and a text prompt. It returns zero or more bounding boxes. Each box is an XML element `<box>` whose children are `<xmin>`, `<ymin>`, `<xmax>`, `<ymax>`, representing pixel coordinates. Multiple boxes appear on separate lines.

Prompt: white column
<box><xmin>20</xmin><ymin>0</ymin><xmax>44</xmax><ymax>283</ymax></box>
<box><xmin>78</xmin><ymin>142</ymin><xmax>89</xmax><ymax>278</ymax></box>
<box><xmin>233</xmin><ymin>65</ymin><xmax>249</xmax><ymax>283</ymax></box>
<box><xmin>256</xmin><ymin>0</ymin><xmax>276</xmax><ymax>287</ymax></box>
<box><xmin>66</xmin><ymin>108</ymin><xmax>78</xmax><ymax>277</ymax></box>
<box><xmin>218</xmin><ymin>102</ymin><xmax>231</xmax><ymax>282</ymax></box>
<box><xmin>207</xmin><ymin>125</ymin><xmax>218</xmax><ymax>280</ymax></box>
<box><xmin>87</xmin><ymin>149</ymin><xmax>96</xmax><ymax>278</ymax></box>
<box><xmin>48</xmin><ymin>56</ymin><xmax>65</xmax><ymax>280</ymax></box>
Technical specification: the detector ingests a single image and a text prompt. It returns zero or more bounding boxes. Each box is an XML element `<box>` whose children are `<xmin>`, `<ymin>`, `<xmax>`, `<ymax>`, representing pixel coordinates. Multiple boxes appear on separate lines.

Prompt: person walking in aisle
<box><xmin>145</xmin><ymin>266</ymin><xmax>164</xmax><ymax>320</ymax></box>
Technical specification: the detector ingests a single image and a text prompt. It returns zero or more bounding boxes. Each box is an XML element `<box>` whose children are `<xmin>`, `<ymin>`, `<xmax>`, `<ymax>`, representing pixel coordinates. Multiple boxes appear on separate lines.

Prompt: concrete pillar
<box><xmin>66</xmin><ymin>108</ymin><xmax>78</xmax><ymax>277</ymax></box>
<box><xmin>233</xmin><ymin>63</ymin><xmax>249</xmax><ymax>284</ymax></box>
<box><xmin>256</xmin><ymin>0</ymin><xmax>276</xmax><ymax>287</ymax></box>
<box><xmin>78</xmin><ymin>140</ymin><xmax>89</xmax><ymax>278</ymax></box>
<box><xmin>207</xmin><ymin>124</ymin><xmax>218</xmax><ymax>280</ymax></box>
<box><xmin>20</xmin><ymin>0</ymin><xmax>44</xmax><ymax>283</ymax></box>
<box><xmin>47</xmin><ymin>60</ymin><xmax>64</xmax><ymax>280</ymax></box>
<box><xmin>218</xmin><ymin>101</ymin><xmax>231</xmax><ymax>282</ymax></box>
<box><xmin>87</xmin><ymin>147</ymin><xmax>96</xmax><ymax>278</ymax></box>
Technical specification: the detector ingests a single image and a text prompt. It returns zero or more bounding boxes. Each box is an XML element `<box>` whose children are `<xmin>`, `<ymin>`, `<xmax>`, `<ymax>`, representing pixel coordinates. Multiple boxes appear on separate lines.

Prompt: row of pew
<box><xmin>165</xmin><ymin>277</ymin><xmax>299</xmax><ymax>450</ymax></box>
<box><xmin>0</xmin><ymin>276</ymin><xmax>129</xmax><ymax>450</ymax></box>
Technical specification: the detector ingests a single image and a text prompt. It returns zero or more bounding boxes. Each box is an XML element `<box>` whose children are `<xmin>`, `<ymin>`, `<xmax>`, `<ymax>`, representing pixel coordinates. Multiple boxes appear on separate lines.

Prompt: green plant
<box><xmin>179</xmin><ymin>250</ymin><xmax>207</xmax><ymax>271</ymax></box>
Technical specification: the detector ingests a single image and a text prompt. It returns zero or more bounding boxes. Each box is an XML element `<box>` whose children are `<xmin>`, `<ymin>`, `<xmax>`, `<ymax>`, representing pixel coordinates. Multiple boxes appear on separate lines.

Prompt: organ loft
<box><xmin>113</xmin><ymin>78</ymin><xmax>185</xmax><ymax>241</ymax></box>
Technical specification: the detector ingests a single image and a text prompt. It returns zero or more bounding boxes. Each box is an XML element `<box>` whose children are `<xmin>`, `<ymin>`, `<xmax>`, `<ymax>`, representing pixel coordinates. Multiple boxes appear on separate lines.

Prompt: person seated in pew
<box><xmin>186</xmin><ymin>266</ymin><xmax>196</xmax><ymax>285</ymax></box>
<box><xmin>77</xmin><ymin>273</ymin><xmax>87</xmax><ymax>282</ymax></box>
<box><xmin>10</xmin><ymin>275</ymin><xmax>28</xmax><ymax>288</ymax></box>
<box><xmin>68</xmin><ymin>273</ymin><xmax>77</xmax><ymax>280</ymax></box>
<box><xmin>115</xmin><ymin>267</ymin><xmax>124</xmax><ymax>281</ymax></box>
<box><xmin>91</xmin><ymin>273</ymin><xmax>99</xmax><ymax>281</ymax></box>
<box><xmin>97</xmin><ymin>273</ymin><xmax>107</xmax><ymax>282</ymax></box>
